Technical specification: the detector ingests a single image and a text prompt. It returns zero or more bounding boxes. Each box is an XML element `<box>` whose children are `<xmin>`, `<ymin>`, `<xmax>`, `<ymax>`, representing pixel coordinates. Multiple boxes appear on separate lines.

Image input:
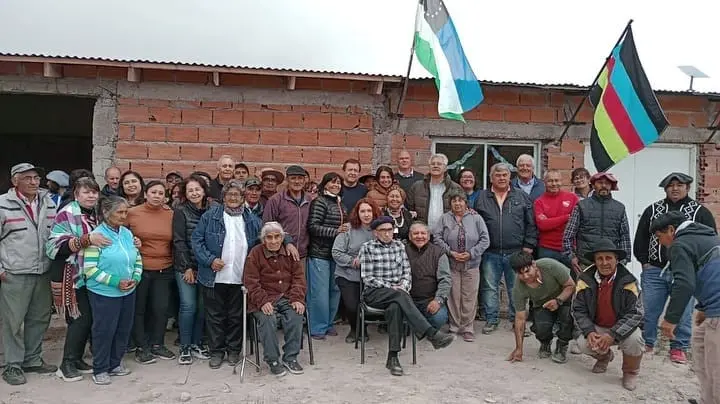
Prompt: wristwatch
<box><xmin>555</xmin><ymin>297</ymin><xmax>564</xmax><ymax>305</ymax></box>
<box><xmin>434</xmin><ymin>297</ymin><xmax>445</xmax><ymax>305</ymax></box>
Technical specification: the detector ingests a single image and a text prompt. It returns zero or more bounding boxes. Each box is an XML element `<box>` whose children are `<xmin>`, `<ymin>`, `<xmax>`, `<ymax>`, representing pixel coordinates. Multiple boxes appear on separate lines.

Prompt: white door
<box><xmin>583</xmin><ymin>144</ymin><xmax>697</xmax><ymax>281</ymax></box>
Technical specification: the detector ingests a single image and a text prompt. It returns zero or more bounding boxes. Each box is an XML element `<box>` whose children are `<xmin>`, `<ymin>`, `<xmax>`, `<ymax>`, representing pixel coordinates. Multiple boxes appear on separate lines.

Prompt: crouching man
<box><xmin>358</xmin><ymin>216</ymin><xmax>455</xmax><ymax>377</ymax></box>
<box><xmin>507</xmin><ymin>252</ymin><xmax>575</xmax><ymax>364</ymax></box>
<box><xmin>243</xmin><ymin>222</ymin><xmax>307</xmax><ymax>377</ymax></box>
<box><xmin>572</xmin><ymin>239</ymin><xmax>644</xmax><ymax>391</ymax></box>
<box><xmin>652</xmin><ymin>212</ymin><xmax>720</xmax><ymax>404</ymax></box>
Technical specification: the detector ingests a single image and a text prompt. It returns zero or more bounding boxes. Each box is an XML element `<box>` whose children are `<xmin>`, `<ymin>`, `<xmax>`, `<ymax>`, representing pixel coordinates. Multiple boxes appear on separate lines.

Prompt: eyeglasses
<box><xmin>375</xmin><ymin>227</ymin><xmax>394</xmax><ymax>233</ymax></box>
<box><xmin>20</xmin><ymin>175</ymin><xmax>41</xmax><ymax>183</ymax></box>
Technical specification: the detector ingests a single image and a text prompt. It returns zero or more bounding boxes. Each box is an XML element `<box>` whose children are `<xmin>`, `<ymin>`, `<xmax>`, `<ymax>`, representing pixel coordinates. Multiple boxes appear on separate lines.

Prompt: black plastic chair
<box><xmin>355</xmin><ymin>282</ymin><xmax>416</xmax><ymax>365</ymax></box>
<box><xmin>249</xmin><ymin>309</ymin><xmax>315</xmax><ymax>372</ymax></box>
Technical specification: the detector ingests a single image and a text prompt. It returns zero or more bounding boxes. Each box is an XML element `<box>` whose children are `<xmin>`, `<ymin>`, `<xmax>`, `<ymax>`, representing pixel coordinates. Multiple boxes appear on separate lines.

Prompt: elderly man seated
<box><xmin>358</xmin><ymin>216</ymin><xmax>455</xmax><ymax>377</ymax></box>
<box><xmin>405</xmin><ymin>222</ymin><xmax>450</xmax><ymax>329</ymax></box>
<box><xmin>243</xmin><ymin>222</ymin><xmax>307</xmax><ymax>378</ymax></box>
<box><xmin>572</xmin><ymin>239</ymin><xmax>644</xmax><ymax>391</ymax></box>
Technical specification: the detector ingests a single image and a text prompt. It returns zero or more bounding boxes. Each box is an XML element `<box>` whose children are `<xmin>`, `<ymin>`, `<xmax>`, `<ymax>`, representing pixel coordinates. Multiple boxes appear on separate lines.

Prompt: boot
<box><xmin>591</xmin><ymin>350</ymin><xmax>614</xmax><ymax>373</ymax></box>
<box><xmin>621</xmin><ymin>353</ymin><xmax>642</xmax><ymax>391</ymax></box>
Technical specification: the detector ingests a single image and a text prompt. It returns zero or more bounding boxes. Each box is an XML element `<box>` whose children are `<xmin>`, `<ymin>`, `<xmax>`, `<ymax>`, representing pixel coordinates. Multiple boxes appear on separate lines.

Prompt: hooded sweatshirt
<box><xmin>666</xmin><ymin>221</ymin><xmax>720</xmax><ymax>322</ymax></box>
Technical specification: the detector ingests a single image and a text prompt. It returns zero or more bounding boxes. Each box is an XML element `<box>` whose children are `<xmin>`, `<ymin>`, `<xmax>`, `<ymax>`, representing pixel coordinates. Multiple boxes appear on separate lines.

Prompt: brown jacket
<box><xmin>407</xmin><ymin>175</ymin><xmax>463</xmax><ymax>224</ymax></box>
<box><xmin>366</xmin><ymin>184</ymin><xmax>390</xmax><ymax>208</ymax></box>
<box><xmin>243</xmin><ymin>244</ymin><xmax>306</xmax><ymax>312</ymax></box>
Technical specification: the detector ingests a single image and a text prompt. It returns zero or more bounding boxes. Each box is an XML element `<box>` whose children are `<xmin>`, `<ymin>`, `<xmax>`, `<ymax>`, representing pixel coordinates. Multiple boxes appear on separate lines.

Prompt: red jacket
<box><xmin>534</xmin><ymin>190</ymin><xmax>578</xmax><ymax>251</ymax></box>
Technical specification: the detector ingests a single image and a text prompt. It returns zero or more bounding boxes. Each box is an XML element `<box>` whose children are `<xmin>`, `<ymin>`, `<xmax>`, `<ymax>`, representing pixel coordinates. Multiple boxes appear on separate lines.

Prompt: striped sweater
<box><xmin>82</xmin><ymin>222</ymin><xmax>143</xmax><ymax>297</ymax></box>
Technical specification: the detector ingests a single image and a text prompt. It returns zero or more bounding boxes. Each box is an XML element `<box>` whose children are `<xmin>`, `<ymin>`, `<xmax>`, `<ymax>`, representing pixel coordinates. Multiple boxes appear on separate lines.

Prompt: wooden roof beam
<box><xmin>43</xmin><ymin>62</ymin><xmax>61</xmax><ymax>78</ymax></box>
<box><xmin>127</xmin><ymin>67</ymin><xmax>141</xmax><ymax>82</ymax></box>
<box><xmin>286</xmin><ymin>76</ymin><xmax>296</xmax><ymax>90</ymax></box>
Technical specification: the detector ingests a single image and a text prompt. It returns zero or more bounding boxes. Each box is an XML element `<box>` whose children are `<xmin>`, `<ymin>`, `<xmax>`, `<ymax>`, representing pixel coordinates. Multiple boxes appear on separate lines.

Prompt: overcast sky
<box><xmin>0</xmin><ymin>0</ymin><xmax>718</xmax><ymax>92</ymax></box>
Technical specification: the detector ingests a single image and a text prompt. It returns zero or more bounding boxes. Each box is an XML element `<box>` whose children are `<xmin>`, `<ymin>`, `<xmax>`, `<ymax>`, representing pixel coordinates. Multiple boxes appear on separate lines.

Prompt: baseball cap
<box><xmin>46</xmin><ymin>170</ymin><xmax>70</xmax><ymax>187</ymax></box>
<box><xmin>11</xmin><ymin>163</ymin><xmax>44</xmax><ymax>177</ymax></box>
<box><xmin>244</xmin><ymin>176</ymin><xmax>261</xmax><ymax>188</ymax></box>
<box><xmin>286</xmin><ymin>165</ymin><xmax>306</xmax><ymax>177</ymax></box>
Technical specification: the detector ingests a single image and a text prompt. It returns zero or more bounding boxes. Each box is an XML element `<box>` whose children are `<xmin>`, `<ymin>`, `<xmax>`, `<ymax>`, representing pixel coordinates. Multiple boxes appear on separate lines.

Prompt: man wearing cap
<box><xmin>633</xmin><ymin>172</ymin><xmax>716</xmax><ymax>364</ymax></box>
<box><xmin>101</xmin><ymin>166</ymin><xmax>122</xmax><ymax>197</ymax></box>
<box><xmin>0</xmin><ymin>163</ymin><xmax>58</xmax><ymax>385</ymax></box>
<box><xmin>358</xmin><ymin>216</ymin><xmax>455</xmax><ymax>376</ymax></box>
<box><xmin>244</xmin><ymin>176</ymin><xmax>264</xmax><ymax>219</ymax></box>
<box><xmin>165</xmin><ymin>171</ymin><xmax>183</xmax><ymax>190</ymax></box>
<box><xmin>259</xmin><ymin>168</ymin><xmax>285</xmax><ymax>206</ymax></box>
<box><xmin>263</xmin><ymin>165</ymin><xmax>309</xmax><ymax>267</ymax></box>
<box><xmin>562</xmin><ymin>172</ymin><xmax>631</xmax><ymax>274</ymax></box>
<box><xmin>209</xmin><ymin>155</ymin><xmax>235</xmax><ymax>200</ymax></box>
<box><xmin>572</xmin><ymin>239</ymin><xmax>644</xmax><ymax>391</ymax></box>
<box><xmin>46</xmin><ymin>170</ymin><xmax>69</xmax><ymax>208</ymax></box>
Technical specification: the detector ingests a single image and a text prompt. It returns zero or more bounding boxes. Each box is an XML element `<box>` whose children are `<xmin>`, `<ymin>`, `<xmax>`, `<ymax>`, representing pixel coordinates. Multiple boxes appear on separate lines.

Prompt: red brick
<box><xmin>667</xmin><ymin>112</ymin><xmax>691</xmax><ymax>127</ymax></box>
<box><xmin>194</xmin><ymin>162</ymin><xmax>219</xmax><ymax>175</ymax></box>
<box><xmin>181</xmin><ymin>109</ymin><xmax>212</xmax><ymax>125</ymax></box>
<box><xmin>22</xmin><ymin>63</ymin><xmax>43</xmax><ymax>76</ymax></box>
<box><xmin>175</xmin><ymin>71</ymin><xmax>209</xmax><ymax>84</ymax></box>
<box><xmin>63</xmin><ymin>65</ymin><xmax>98</xmax><ymax>79</ymax></box>
<box><xmin>174</xmin><ymin>100</ymin><xmax>202</xmax><ymax>109</ymax></box>
<box><xmin>221</xmin><ymin>74</ymin><xmax>255</xmax><ymax>87</ymax></box>
<box><xmin>116</xmin><ymin>142</ymin><xmax>148</xmax><ymax>159</ymax></box>
<box><xmin>331</xmin><ymin>149</ymin><xmax>359</xmax><ymax>164</ymax></box>
<box><xmin>130</xmin><ymin>161</ymin><xmax>163</xmax><ymax>178</ymax></box>
<box><xmin>346</xmin><ymin>133</ymin><xmax>372</xmax><ymax>147</ymax></box>
<box><xmin>401</xmin><ymin>102</ymin><xmax>425</xmax><ymax>118</ymax></box>
<box><xmin>320</xmin><ymin>105</ymin><xmax>352</xmax><ymax>113</ymax></box>
<box><xmin>504</xmin><ymin>107</ymin><xmax>531</xmax><ymax>123</ymax></box>
<box><xmin>201</xmin><ymin>101</ymin><xmax>232</xmax><ymax>109</ymax></box>
<box><xmin>321</xmin><ymin>79</ymin><xmax>353</xmax><ymax>92</ymax></box>
<box><xmin>242</xmin><ymin>146</ymin><xmax>274</xmax><ymax>162</ymax></box>
<box><xmin>547</xmin><ymin>154</ymin><xmax>574</xmax><ymax>170</ymax></box>
<box><xmin>704</xmin><ymin>174</ymin><xmax>720</xmax><ymax>188</ymax></box>
<box><xmin>290</xmin><ymin>130</ymin><xmax>318</xmax><ymax>146</ymax></box>
<box><xmin>134</xmin><ymin>126</ymin><xmax>166</xmax><ymax>141</ymax></box>
<box><xmin>181</xmin><ymin>145</ymin><xmax>212</xmax><ymax>161</ymax></box>
<box><xmin>213</xmin><ymin>110</ymin><xmax>244</xmax><ymax>126</ymax></box>
<box><xmin>318</xmin><ymin>131</ymin><xmax>347</xmax><ymax>147</ymax></box>
<box><xmin>97</xmin><ymin>67</ymin><xmax>126</xmax><ymax>80</ymax></box>
<box><xmin>251</xmin><ymin>75</ymin><xmax>285</xmax><ymax>88</ymax></box>
<box><xmin>301</xmin><ymin>149</ymin><xmax>328</xmax><ymax>164</ymax></box>
<box><xmin>404</xmin><ymin>134</ymin><xmax>431</xmax><ymax>150</ymax></box>
<box><xmin>148</xmin><ymin>107</ymin><xmax>182</xmax><ymax>124</ymax></box>
<box><xmin>148</xmin><ymin>144</ymin><xmax>181</xmax><ymax>160</ymax></box>
<box><xmin>292</xmin><ymin>105</ymin><xmax>322</xmax><ymax>112</ymax></box>
<box><xmin>162</xmin><ymin>162</ymin><xmax>197</xmax><ymax>177</ymax></box>
<box><xmin>244</xmin><ymin>111</ymin><xmax>274</xmax><ymax>127</ymax></box>
<box><xmin>274</xmin><ymin>148</ymin><xmax>303</xmax><ymax>163</ymax></box>
<box><xmin>118</xmin><ymin>125</ymin><xmax>133</xmax><ymax>140</ymax></box>
<box><xmin>560</xmin><ymin>139</ymin><xmax>585</xmax><ymax>154</ymax></box>
<box><xmin>358</xmin><ymin>114</ymin><xmax>373</xmax><ymax>129</ymax></box>
<box><xmin>576</xmin><ymin>107</ymin><xmax>594</xmax><ymax>123</ymax></box>
<box><xmin>212</xmin><ymin>145</ymin><xmax>244</xmax><ymax>160</ymax></box>
<box><xmin>294</xmin><ymin>78</ymin><xmax>323</xmax><ymax>91</ymax></box>
<box><xmin>358</xmin><ymin>150</ymin><xmax>373</xmax><ymax>164</ymax></box>
<box><xmin>422</xmin><ymin>103</ymin><xmax>440</xmax><ymax>119</ymax></box>
<box><xmin>139</xmin><ymin>99</ymin><xmax>172</xmax><ymax>107</ymax></box>
<box><xmin>199</xmin><ymin>127</ymin><xmax>230</xmax><ymax>143</ymax></box>
<box><xmin>143</xmin><ymin>69</ymin><xmax>175</xmax><ymax>82</ymax></box>
<box><xmin>332</xmin><ymin>114</ymin><xmax>360</xmax><ymax>129</ymax></box>
<box><xmin>690</xmin><ymin>112</ymin><xmax>710</xmax><ymax>127</ymax></box>
<box><xmin>660</xmin><ymin>95</ymin><xmax>708</xmax><ymax>112</ymax></box>
<box><xmin>303</xmin><ymin>113</ymin><xmax>332</xmax><ymax>129</ymax></box>
<box><xmin>274</xmin><ymin>112</ymin><xmax>304</xmax><ymax>128</ymax></box>
<box><xmin>475</xmin><ymin>105</ymin><xmax>504</xmax><ymax>121</ymax></box>
<box><xmin>520</xmin><ymin>91</ymin><xmax>549</xmax><ymax>106</ymax></box>
<box><xmin>232</xmin><ymin>103</ymin><xmax>263</xmax><ymax>111</ymax></box>
<box><xmin>530</xmin><ymin>107</ymin><xmax>557</xmax><ymax>123</ymax></box>
<box><xmin>549</xmin><ymin>92</ymin><xmax>567</xmax><ymax>107</ymax></box>
<box><xmin>167</xmin><ymin>127</ymin><xmax>199</xmax><ymax>142</ymax></box>
<box><xmin>230</xmin><ymin>129</ymin><xmax>259</xmax><ymax>144</ymax></box>
<box><xmin>113</xmin><ymin>160</ymin><xmax>132</xmax><ymax>172</ymax></box>
<box><xmin>264</xmin><ymin>104</ymin><xmax>293</xmax><ymax>111</ymax></box>
<box><xmin>117</xmin><ymin>105</ymin><xmax>149</xmax><ymax>123</ymax></box>
<box><xmin>485</xmin><ymin>88</ymin><xmax>520</xmax><ymax>105</ymax></box>
<box><xmin>0</xmin><ymin>62</ymin><xmax>21</xmax><ymax>75</ymax></box>
<box><xmin>260</xmin><ymin>130</ymin><xmax>289</xmax><ymax>145</ymax></box>
<box><xmin>407</xmin><ymin>84</ymin><xmax>438</xmax><ymax>101</ymax></box>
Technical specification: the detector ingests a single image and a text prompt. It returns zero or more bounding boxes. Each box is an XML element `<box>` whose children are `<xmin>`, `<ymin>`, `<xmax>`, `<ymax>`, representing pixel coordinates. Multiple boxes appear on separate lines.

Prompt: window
<box><xmin>432</xmin><ymin>139</ymin><xmax>541</xmax><ymax>189</ymax></box>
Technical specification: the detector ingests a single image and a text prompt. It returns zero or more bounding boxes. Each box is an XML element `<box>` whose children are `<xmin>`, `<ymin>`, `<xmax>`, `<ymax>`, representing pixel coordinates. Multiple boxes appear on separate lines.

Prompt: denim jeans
<box><xmin>414</xmin><ymin>299</ymin><xmax>449</xmax><ymax>329</ymax></box>
<box><xmin>253</xmin><ymin>297</ymin><xmax>303</xmax><ymax>363</ymax></box>
<box><xmin>481</xmin><ymin>252</ymin><xmax>516</xmax><ymax>324</ymax></box>
<box><xmin>641</xmin><ymin>266</ymin><xmax>693</xmax><ymax>350</ymax></box>
<box><xmin>306</xmin><ymin>257</ymin><xmax>341</xmax><ymax>336</ymax></box>
<box><xmin>175</xmin><ymin>272</ymin><xmax>204</xmax><ymax>347</ymax></box>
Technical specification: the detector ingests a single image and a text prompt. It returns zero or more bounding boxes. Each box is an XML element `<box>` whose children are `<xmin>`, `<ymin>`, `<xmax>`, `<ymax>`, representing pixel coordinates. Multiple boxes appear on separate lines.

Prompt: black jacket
<box><xmin>633</xmin><ymin>196</ymin><xmax>716</xmax><ymax>268</ymax></box>
<box><xmin>574</xmin><ymin>194</ymin><xmax>627</xmax><ymax>265</ymax></box>
<box><xmin>473</xmin><ymin>188</ymin><xmax>537</xmax><ymax>253</ymax></box>
<box><xmin>572</xmin><ymin>263</ymin><xmax>643</xmax><ymax>341</ymax></box>
<box><xmin>308</xmin><ymin>193</ymin><xmax>347</xmax><ymax>260</ymax></box>
<box><xmin>173</xmin><ymin>200</ymin><xmax>210</xmax><ymax>272</ymax></box>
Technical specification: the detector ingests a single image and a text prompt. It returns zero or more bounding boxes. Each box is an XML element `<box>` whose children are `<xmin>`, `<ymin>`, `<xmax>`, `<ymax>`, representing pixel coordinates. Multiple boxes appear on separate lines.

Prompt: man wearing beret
<box><xmin>358</xmin><ymin>216</ymin><xmax>455</xmax><ymax>376</ymax></box>
<box><xmin>633</xmin><ymin>172</ymin><xmax>716</xmax><ymax>364</ymax></box>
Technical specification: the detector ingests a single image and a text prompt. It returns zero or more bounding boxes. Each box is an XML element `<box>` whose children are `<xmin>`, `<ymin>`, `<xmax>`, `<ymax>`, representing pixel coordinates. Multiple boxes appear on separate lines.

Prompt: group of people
<box><xmin>0</xmin><ymin>150</ymin><xmax>718</xmax><ymax>402</ymax></box>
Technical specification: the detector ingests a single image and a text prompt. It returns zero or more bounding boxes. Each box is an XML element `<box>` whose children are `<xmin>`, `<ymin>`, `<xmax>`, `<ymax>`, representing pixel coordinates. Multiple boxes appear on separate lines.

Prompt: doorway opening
<box><xmin>0</xmin><ymin>94</ymin><xmax>95</xmax><ymax>193</ymax></box>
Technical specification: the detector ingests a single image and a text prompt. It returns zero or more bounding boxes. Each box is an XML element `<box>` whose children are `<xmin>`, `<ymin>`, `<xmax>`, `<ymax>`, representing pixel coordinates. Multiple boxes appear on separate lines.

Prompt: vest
<box><xmin>405</xmin><ymin>242</ymin><xmax>445</xmax><ymax>301</ymax></box>
<box><xmin>648</xmin><ymin>198</ymin><xmax>701</xmax><ymax>263</ymax></box>
<box><xmin>576</xmin><ymin>195</ymin><xmax>626</xmax><ymax>263</ymax></box>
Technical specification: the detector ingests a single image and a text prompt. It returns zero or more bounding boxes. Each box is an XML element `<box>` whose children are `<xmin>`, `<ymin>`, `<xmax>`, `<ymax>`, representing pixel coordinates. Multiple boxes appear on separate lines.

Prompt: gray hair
<box><xmin>216</xmin><ymin>154</ymin><xmax>235</xmax><ymax>168</ymax></box>
<box><xmin>221</xmin><ymin>179</ymin><xmax>245</xmax><ymax>200</ymax></box>
<box><xmin>490</xmin><ymin>162</ymin><xmax>512</xmax><ymax>176</ymax></box>
<box><xmin>428</xmin><ymin>153</ymin><xmax>449</xmax><ymax>166</ymax></box>
<box><xmin>97</xmin><ymin>195</ymin><xmax>129</xmax><ymax>223</ymax></box>
<box><xmin>409</xmin><ymin>221</ymin><xmax>429</xmax><ymax>233</ymax></box>
<box><xmin>261</xmin><ymin>221</ymin><xmax>286</xmax><ymax>239</ymax></box>
<box><xmin>516</xmin><ymin>154</ymin><xmax>535</xmax><ymax>166</ymax></box>
<box><xmin>543</xmin><ymin>169</ymin><xmax>562</xmax><ymax>180</ymax></box>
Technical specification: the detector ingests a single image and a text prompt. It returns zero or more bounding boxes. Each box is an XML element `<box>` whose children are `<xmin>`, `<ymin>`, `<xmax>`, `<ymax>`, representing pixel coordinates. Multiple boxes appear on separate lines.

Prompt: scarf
<box><xmin>46</xmin><ymin>201</ymin><xmax>96</xmax><ymax>318</ymax></box>
<box><xmin>224</xmin><ymin>204</ymin><xmax>244</xmax><ymax>216</ymax></box>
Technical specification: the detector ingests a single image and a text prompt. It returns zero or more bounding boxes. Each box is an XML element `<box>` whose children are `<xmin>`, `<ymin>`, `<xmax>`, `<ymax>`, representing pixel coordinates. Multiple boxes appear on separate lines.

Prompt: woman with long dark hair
<box><xmin>118</xmin><ymin>171</ymin><xmax>145</xmax><ymax>207</ymax></box>
<box><xmin>366</xmin><ymin>166</ymin><xmax>395</xmax><ymax>209</ymax></box>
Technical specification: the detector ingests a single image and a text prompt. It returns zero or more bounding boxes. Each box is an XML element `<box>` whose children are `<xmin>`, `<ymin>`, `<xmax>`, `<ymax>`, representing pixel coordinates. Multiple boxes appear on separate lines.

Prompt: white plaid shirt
<box><xmin>358</xmin><ymin>238</ymin><xmax>412</xmax><ymax>291</ymax></box>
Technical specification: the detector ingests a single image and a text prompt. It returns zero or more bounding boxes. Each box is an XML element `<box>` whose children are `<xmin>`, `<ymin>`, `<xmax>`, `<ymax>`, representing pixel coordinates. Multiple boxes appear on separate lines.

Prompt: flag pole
<box><xmin>703</xmin><ymin>107</ymin><xmax>720</xmax><ymax>143</ymax></box>
<box><xmin>392</xmin><ymin>5</ymin><xmax>420</xmax><ymax>140</ymax></box>
<box><xmin>555</xmin><ymin>19</ymin><xmax>634</xmax><ymax>144</ymax></box>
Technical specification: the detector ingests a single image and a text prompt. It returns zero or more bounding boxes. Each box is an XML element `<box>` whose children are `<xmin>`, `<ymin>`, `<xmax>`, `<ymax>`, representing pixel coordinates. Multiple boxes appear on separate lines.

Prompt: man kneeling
<box><xmin>572</xmin><ymin>239</ymin><xmax>644</xmax><ymax>391</ymax></box>
<box><xmin>243</xmin><ymin>222</ymin><xmax>307</xmax><ymax>377</ymax></box>
<box><xmin>507</xmin><ymin>252</ymin><xmax>575</xmax><ymax>364</ymax></box>
<box><xmin>358</xmin><ymin>216</ymin><xmax>455</xmax><ymax>376</ymax></box>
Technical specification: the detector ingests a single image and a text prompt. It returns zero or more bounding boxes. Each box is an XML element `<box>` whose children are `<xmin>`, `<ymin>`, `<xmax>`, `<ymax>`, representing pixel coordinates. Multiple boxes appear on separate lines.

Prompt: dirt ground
<box><xmin>1</xmin><ymin>316</ymin><xmax>700</xmax><ymax>404</ymax></box>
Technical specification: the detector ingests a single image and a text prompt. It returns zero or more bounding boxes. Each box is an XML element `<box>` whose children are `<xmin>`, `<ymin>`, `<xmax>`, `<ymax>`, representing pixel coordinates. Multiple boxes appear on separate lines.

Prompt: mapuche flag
<box><xmin>414</xmin><ymin>0</ymin><xmax>483</xmax><ymax>122</ymax></box>
<box><xmin>589</xmin><ymin>26</ymin><xmax>669</xmax><ymax>172</ymax></box>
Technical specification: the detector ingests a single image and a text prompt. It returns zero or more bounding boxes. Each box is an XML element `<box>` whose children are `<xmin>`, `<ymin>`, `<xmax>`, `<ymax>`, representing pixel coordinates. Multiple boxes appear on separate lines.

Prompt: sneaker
<box><xmin>135</xmin><ymin>348</ymin><xmax>157</xmax><ymax>365</ymax></box>
<box><xmin>326</xmin><ymin>327</ymin><xmax>338</xmax><ymax>337</ymax></box>
<box><xmin>462</xmin><ymin>332</ymin><xmax>475</xmax><ymax>342</ymax></box>
<box><xmin>268</xmin><ymin>361</ymin><xmax>287</xmax><ymax>377</ymax></box>
<box><xmin>569</xmin><ymin>339</ymin><xmax>582</xmax><ymax>355</ymax></box>
<box><xmin>428</xmin><ymin>330</ymin><xmax>455</xmax><ymax>349</ymax></box>
<box><xmin>227</xmin><ymin>351</ymin><xmax>240</xmax><ymax>366</ymax></box>
<box><xmin>482</xmin><ymin>323</ymin><xmax>499</xmax><ymax>334</ymax></box>
<box><xmin>178</xmin><ymin>346</ymin><xmax>193</xmax><ymax>366</ymax></box>
<box><xmin>2</xmin><ymin>366</ymin><xmax>26</xmax><ymax>385</ymax></box>
<box><xmin>56</xmin><ymin>361</ymin><xmax>83</xmax><ymax>382</ymax></box>
<box><xmin>109</xmin><ymin>364</ymin><xmax>131</xmax><ymax>376</ymax></box>
<box><xmin>190</xmin><ymin>344</ymin><xmax>210</xmax><ymax>360</ymax></box>
<box><xmin>669</xmin><ymin>349</ymin><xmax>688</xmax><ymax>364</ymax></box>
<box><xmin>151</xmin><ymin>345</ymin><xmax>176</xmax><ymax>360</ymax></box>
<box><xmin>74</xmin><ymin>359</ymin><xmax>93</xmax><ymax>374</ymax></box>
<box><xmin>311</xmin><ymin>334</ymin><xmax>326</xmax><ymax>340</ymax></box>
<box><xmin>22</xmin><ymin>360</ymin><xmax>58</xmax><ymax>374</ymax></box>
<box><xmin>209</xmin><ymin>353</ymin><xmax>224</xmax><ymax>369</ymax></box>
<box><xmin>283</xmin><ymin>360</ymin><xmax>304</xmax><ymax>375</ymax></box>
<box><xmin>126</xmin><ymin>344</ymin><xmax>137</xmax><ymax>353</ymax></box>
<box><xmin>538</xmin><ymin>341</ymin><xmax>552</xmax><ymax>358</ymax></box>
<box><xmin>92</xmin><ymin>372</ymin><xmax>112</xmax><ymax>385</ymax></box>
<box><xmin>552</xmin><ymin>344</ymin><xmax>569</xmax><ymax>364</ymax></box>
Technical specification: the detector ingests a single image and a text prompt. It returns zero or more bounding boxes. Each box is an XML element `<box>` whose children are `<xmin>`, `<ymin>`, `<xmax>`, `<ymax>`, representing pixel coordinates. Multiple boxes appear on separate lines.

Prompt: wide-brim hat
<box><xmin>589</xmin><ymin>172</ymin><xmax>619</xmax><ymax>191</ymax></box>
<box><xmin>583</xmin><ymin>239</ymin><xmax>627</xmax><ymax>262</ymax></box>
<box><xmin>658</xmin><ymin>172</ymin><xmax>693</xmax><ymax>188</ymax></box>
<box><xmin>260</xmin><ymin>168</ymin><xmax>285</xmax><ymax>184</ymax></box>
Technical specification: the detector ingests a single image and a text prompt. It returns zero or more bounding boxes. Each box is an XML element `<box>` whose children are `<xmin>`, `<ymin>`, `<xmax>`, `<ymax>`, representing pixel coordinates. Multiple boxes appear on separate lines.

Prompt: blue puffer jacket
<box><xmin>191</xmin><ymin>204</ymin><xmax>261</xmax><ymax>288</ymax></box>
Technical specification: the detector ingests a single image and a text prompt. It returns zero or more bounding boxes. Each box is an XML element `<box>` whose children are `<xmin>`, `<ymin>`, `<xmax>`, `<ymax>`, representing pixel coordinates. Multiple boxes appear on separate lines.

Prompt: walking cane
<box><xmin>234</xmin><ymin>285</ymin><xmax>259</xmax><ymax>381</ymax></box>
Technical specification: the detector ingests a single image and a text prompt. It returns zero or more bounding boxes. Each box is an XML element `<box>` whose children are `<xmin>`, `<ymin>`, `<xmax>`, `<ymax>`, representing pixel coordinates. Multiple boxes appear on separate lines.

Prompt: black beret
<box><xmin>658</xmin><ymin>172</ymin><xmax>693</xmax><ymax>188</ymax></box>
<box><xmin>370</xmin><ymin>216</ymin><xmax>394</xmax><ymax>230</ymax></box>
